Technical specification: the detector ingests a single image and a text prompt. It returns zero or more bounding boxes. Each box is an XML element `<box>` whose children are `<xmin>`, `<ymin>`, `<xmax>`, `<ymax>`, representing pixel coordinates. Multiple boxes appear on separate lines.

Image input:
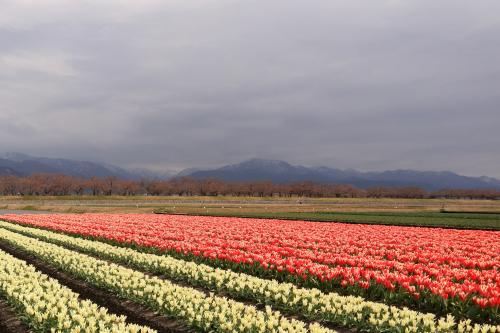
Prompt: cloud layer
<box><xmin>1</xmin><ymin>0</ymin><xmax>499</xmax><ymax>176</ymax></box>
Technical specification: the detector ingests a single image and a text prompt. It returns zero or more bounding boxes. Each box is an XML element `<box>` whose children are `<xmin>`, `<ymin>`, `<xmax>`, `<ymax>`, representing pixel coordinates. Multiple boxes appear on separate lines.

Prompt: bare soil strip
<box><xmin>0</xmin><ymin>240</ymin><xmax>194</xmax><ymax>333</ymax></box>
<box><xmin>0</xmin><ymin>299</ymin><xmax>31</xmax><ymax>333</ymax></box>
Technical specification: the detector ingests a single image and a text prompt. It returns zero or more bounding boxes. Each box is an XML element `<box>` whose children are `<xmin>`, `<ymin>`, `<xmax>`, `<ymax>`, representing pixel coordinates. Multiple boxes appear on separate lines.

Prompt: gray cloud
<box><xmin>1</xmin><ymin>0</ymin><xmax>499</xmax><ymax>176</ymax></box>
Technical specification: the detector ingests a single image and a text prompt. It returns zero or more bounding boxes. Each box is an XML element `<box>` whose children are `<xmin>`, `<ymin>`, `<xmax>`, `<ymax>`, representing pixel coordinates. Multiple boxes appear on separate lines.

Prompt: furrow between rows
<box><xmin>0</xmin><ymin>298</ymin><xmax>31</xmax><ymax>333</ymax></box>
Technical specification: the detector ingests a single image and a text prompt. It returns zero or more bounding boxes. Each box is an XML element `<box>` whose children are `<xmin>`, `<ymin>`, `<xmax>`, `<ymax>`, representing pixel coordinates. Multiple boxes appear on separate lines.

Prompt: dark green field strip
<box><xmin>154</xmin><ymin>210</ymin><xmax>500</xmax><ymax>230</ymax></box>
<box><xmin>318</xmin><ymin>211</ymin><xmax>500</xmax><ymax>219</ymax></box>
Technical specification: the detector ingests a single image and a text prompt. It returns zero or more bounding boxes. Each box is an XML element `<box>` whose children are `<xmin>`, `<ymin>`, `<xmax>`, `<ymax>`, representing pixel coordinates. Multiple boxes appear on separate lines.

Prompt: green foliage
<box><xmin>154</xmin><ymin>210</ymin><xmax>500</xmax><ymax>230</ymax></box>
<box><xmin>20</xmin><ymin>205</ymin><xmax>37</xmax><ymax>211</ymax></box>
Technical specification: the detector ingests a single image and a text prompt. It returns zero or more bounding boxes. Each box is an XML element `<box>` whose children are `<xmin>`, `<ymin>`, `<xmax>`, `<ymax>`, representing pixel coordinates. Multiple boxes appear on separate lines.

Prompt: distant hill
<box><xmin>181</xmin><ymin>158</ymin><xmax>500</xmax><ymax>191</ymax></box>
<box><xmin>2</xmin><ymin>154</ymin><xmax>500</xmax><ymax>190</ymax></box>
<box><xmin>0</xmin><ymin>152</ymin><xmax>170</xmax><ymax>180</ymax></box>
<box><xmin>0</xmin><ymin>166</ymin><xmax>21</xmax><ymax>176</ymax></box>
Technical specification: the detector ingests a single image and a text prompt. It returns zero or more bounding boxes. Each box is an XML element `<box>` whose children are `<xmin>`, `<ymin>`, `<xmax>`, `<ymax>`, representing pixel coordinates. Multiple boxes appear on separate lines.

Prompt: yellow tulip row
<box><xmin>0</xmin><ymin>247</ymin><xmax>155</xmax><ymax>333</ymax></box>
<box><xmin>0</xmin><ymin>226</ymin><xmax>335</xmax><ymax>333</ymax></box>
<box><xmin>0</xmin><ymin>220</ymin><xmax>497</xmax><ymax>333</ymax></box>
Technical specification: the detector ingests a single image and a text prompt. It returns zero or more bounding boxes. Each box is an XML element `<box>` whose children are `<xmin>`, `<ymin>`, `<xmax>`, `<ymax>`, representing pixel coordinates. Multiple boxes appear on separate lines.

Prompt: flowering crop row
<box><xmin>2</xmin><ymin>214</ymin><xmax>498</xmax><ymax>321</ymax></box>
<box><xmin>0</xmin><ymin>227</ymin><xmax>335</xmax><ymax>333</ymax></box>
<box><xmin>0</xmin><ymin>246</ymin><xmax>155</xmax><ymax>333</ymax></box>
<box><xmin>1</xmin><ymin>220</ymin><xmax>497</xmax><ymax>333</ymax></box>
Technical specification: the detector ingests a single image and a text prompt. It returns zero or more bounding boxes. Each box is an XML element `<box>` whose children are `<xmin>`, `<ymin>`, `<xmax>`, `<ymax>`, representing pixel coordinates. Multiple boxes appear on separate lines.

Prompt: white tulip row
<box><xmin>0</xmin><ymin>247</ymin><xmax>155</xmax><ymax>333</ymax></box>
<box><xmin>0</xmin><ymin>220</ymin><xmax>497</xmax><ymax>333</ymax></box>
<box><xmin>0</xmin><ymin>226</ymin><xmax>335</xmax><ymax>333</ymax></box>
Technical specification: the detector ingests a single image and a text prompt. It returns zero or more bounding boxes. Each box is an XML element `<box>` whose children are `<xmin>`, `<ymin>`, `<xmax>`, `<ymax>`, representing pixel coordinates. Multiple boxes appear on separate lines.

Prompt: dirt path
<box><xmin>0</xmin><ymin>299</ymin><xmax>31</xmax><ymax>333</ymax></box>
<box><xmin>0</xmin><ymin>209</ymin><xmax>54</xmax><ymax>215</ymax></box>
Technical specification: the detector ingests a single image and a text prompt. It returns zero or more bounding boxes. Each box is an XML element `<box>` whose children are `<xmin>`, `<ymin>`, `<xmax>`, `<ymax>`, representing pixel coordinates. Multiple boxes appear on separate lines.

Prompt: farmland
<box><xmin>2</xmin><ymin>195</ymin><xmax>500</xmax><ymax>230</ymax></box>
<box><xmin>156</xmin><ymin>210</ymin><xmax>500</xmax><ymax>230</ymax></box>
<box><xmin>0</xmin><ymin>213</ymin><xmax>498</xmax><ymax>332</ymax></box>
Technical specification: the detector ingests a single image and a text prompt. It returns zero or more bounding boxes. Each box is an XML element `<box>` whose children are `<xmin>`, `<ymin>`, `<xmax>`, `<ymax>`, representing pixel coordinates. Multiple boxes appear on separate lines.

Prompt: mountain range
<box><xmin>0</xmin><ymin>152</ymin><xmax>158</xmax><ymax>180</ymax></box>
<box><xmin>1</xmin><ymin>153</ymin><xmax>500</xmax><ymax>191</ymax></box>
<box><xmin>185</xmin><ymin>158</ymin><xmax>500</xmax><ymax>191</ymax></box>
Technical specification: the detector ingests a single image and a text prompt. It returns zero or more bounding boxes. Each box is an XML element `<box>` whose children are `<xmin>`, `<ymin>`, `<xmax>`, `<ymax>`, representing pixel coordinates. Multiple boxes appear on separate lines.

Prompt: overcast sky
<box><xmin>1</xmin><ymin>1</ymin><xmax>499</xmax><ymax>177</ymax></box>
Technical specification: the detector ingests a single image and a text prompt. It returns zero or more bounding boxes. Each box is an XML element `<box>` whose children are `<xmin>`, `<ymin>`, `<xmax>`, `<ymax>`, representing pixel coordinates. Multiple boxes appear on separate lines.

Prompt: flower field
<box><xmin>0</xmin><ymin>213</ymin><xmax>498</xmax><ymax>332</ymax></box>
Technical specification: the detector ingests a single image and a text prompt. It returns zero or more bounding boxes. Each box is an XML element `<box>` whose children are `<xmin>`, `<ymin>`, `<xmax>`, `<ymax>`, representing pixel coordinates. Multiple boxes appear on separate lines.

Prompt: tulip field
<box><xmin>0</xmin><ymin>213</ymin><xmax>498</xmax><ymax>333</ymax></box>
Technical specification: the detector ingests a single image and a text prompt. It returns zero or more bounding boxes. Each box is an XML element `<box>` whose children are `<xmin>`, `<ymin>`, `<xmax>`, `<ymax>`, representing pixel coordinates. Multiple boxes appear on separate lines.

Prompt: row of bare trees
<box><xmin>1</xmin><ymin>174</ymin><xmax>499</xmax><ymax>199</ymax></box>
<box><xmin>0</xmin><ymin>174</ymin><xmax>140</xmax><ymax>196</ymax></box>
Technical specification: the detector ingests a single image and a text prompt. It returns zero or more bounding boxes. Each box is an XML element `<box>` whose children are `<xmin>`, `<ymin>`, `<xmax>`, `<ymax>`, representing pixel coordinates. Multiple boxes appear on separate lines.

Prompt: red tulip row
<box><xmin>1</xmin><ymin>213</ymin><xmax>498</xmax><ymax>320</ymax></box>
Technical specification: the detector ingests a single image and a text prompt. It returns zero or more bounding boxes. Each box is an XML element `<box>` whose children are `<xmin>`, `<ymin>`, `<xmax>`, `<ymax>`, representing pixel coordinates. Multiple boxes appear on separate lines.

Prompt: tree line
<box><xmin>0</xmin><ymin>173</ymin><xmax>499</xmax><ymax>199</ymax></box>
